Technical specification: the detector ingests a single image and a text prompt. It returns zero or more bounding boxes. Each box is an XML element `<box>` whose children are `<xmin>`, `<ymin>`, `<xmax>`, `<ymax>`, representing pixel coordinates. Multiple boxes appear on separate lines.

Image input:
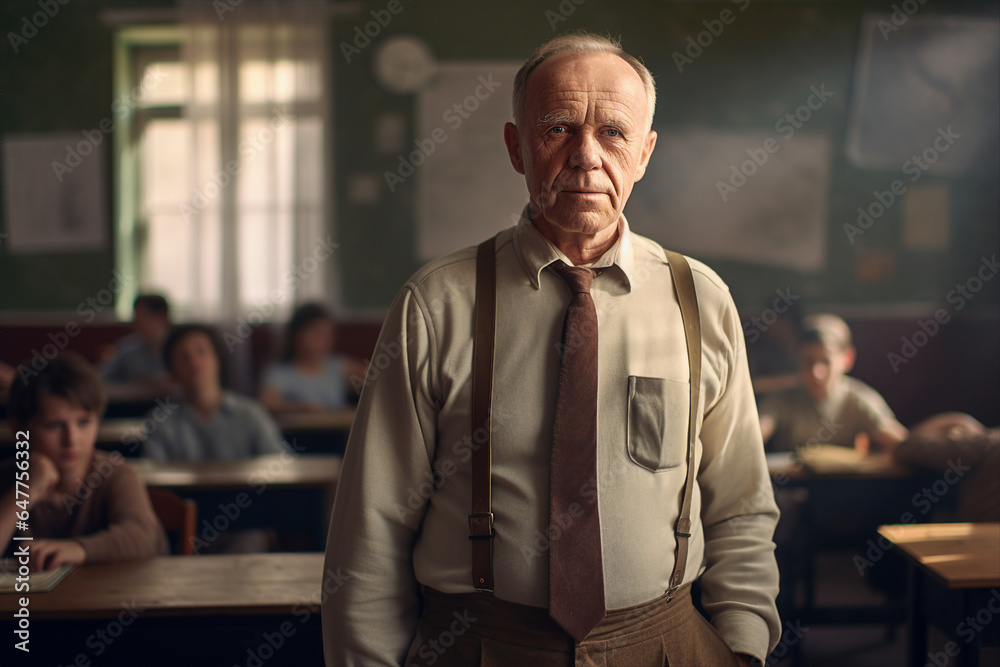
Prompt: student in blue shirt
<box><xmin>259</xmin><ymin>303</ymin><xmax>366</xmax><ymax>415</ymax></box>
<box><xmin>100</xmin><ymin>294</ymin><xmax>174</xmax><ymax>395</ymax></box>
<box><xmin>143</xmin><ymin>324</ymin><xmax>286</xmax><ymax>461</ymax></box>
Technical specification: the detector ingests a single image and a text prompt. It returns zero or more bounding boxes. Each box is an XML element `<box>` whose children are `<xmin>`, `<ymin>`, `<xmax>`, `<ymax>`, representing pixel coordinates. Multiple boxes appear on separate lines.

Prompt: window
<box><xmin>114</xmin><ymin>14</ymin><xmax>329</xmax><ymax>322</ymax></box>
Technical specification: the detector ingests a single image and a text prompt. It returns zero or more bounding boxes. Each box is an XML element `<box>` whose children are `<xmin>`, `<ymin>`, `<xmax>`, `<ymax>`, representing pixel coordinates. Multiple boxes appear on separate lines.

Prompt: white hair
<box><xmin>512</xmin><ymin>32</ymin><xmax>656</xmax><ymax>131</ymax></box>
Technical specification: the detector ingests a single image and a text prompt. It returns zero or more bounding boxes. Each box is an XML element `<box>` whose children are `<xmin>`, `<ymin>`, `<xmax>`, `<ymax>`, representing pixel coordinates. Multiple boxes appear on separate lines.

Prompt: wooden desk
<box><xmin>769</xmin><ymin>453</ymin><xmax>933</xmax><ymax>665</ymax></box>
<box><xmin>134</xmin><ymin>455</ymin><xmax>341</xmax><ymax>551</ymax></box>
<box><xmin>768</xmin><ymin>451</ymin><xmax>914</xmax><ymax>480</ymax></box>
<box><xmin>0</xmin><ymin>554</ymin><xmax>325</xmax><ymax>666</ymax></box>
<box><xmin>275</xmin><ymin>408</ymin><xmax>355</xmax><ymax>434</ymax></box>
<box><xmin>133</xmin><ymin>453</ymin><xmax>342</xmax><ymax>491</ymax></box>
<box><xmin>879</xmin><ymin>523</ymin><xmax>1000</xmax><ymax>667</ymax></box>
<box><xmin>0</xmin><ymin>419</ymin><xmax>144</xmax><ymax>449</ymax></box>
<box><xmin>275</xmin><ymin>408</ymin><xmax>355</xmax><ymax>455</ymax></box>
<box><xmin>0</xmin><ymin>552</ymin><xmax>322</xmax><ymax>619</ymax></box>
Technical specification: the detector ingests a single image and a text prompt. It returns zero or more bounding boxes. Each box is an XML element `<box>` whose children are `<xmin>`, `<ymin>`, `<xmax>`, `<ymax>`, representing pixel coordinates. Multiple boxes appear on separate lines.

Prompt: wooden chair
<box><xmin>147</xmin><ymin>488</ymin><xmax>197</xmax><ymax>555</ymax></box>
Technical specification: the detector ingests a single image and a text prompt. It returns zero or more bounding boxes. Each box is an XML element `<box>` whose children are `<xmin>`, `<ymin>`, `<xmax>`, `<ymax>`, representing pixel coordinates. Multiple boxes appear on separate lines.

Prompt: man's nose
<box><xmin>568</xmin><ymin>131</ymin><xmax>601</xmax><ymax>170</ymax></box>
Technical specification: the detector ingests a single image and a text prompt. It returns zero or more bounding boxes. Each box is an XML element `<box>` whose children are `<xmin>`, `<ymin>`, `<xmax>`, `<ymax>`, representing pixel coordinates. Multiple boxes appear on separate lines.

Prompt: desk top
<box><xmin>133</xmin><ymin>454</ymin><xmax>341</xmax><ymax>490</ymax></box>
<box><xmin>768</xmin><ymin>451</ymin><xmax>914</xmax><ymax>480</ymax></box>
<box><xmin>274</xmin><ymin>408</ymin><xmax>355</xmax><ymax>433</ymax></box>
<box><xmin>877</xmin><ymin>522</ymin><xmax>1000</xmax><ymax>589</ymax></box>
<box><xmin>0</xmin><ymin>553</ymin><xmax>323</xmax><ymax>619</ymax></box>
<box><xmin>0</xmin><ymin>419</ymin><xmax>140</xmax><ymax>446</ymax></box>
<box><xmin>1</xmin><ymin>408</ymin><xmax>356</xmax><ymax>447</ymax></box>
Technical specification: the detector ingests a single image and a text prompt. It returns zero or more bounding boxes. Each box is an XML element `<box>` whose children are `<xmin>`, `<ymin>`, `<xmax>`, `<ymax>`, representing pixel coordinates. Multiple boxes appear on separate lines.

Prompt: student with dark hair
<box><xmin>259</xmin><ymin>302</ymin><xmax>366</xmax><ymax>415</ymax></box>
<box><xmin>0</xmin><ymin>354</ymin><xmax>167</xmax><ymax>569</ymax></box>
<box><xmin>142</xmin><ymin>324</ymin><xmax>286</xmax><ymax>461</ymax></box>
<box><xmin>100</xmin><ymin>293</ymin><xmax>173</xmax><ymax>392</ymax></box>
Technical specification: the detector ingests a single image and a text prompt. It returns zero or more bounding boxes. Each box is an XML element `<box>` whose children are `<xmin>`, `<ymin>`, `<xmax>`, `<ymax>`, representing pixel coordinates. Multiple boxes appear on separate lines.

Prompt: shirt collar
<box><xmin>512</xmin><ymin>206</ymin><xmax>636</xmax><ymax>291</ymax></box>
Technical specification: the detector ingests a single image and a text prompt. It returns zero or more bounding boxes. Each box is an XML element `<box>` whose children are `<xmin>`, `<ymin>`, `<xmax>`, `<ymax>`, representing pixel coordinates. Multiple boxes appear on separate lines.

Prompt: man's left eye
<box><xmin>605</xmin><ymin>129</ymin><xmax>621</xmax><ymax>138</ymax></box>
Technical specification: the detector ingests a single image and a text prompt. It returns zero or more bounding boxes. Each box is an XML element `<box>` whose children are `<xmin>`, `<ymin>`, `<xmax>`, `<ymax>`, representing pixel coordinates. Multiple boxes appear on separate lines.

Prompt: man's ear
<box><xmin>842</xmin><ymin>345</ymin><xmax>857</xmax><ymax>374</ymax></box>
<box><xmin>504</xmin><ymin>122</ymin><xmax>525</xmax><ymax>175</ymax></box>
<box><xmin>634</xmin><ymin>130</ymin><xmax>657</xmax><ymax>182</ymax></box>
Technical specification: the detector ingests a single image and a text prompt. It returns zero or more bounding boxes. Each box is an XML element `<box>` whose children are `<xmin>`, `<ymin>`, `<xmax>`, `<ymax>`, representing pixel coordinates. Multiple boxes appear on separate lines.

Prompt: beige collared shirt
<box><xmin>323</xmin><ymin>212</ymin><xmax>780</xmax><ymax>666</ymax></box>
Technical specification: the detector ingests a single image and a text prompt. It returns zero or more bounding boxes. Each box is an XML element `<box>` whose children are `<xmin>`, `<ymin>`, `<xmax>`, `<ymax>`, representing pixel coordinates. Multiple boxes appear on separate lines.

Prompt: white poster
<box><xmin>416</xmin><ymin>62</ymin><xmax>526</xmax><ymax>260</ymax></box>
<box><xmin>626</xmin><ymin>129</ymin><xmax>830</xmax><ymax>271</ymax></box>
<box><xmin>3</xmin><ymin>133</ymin><xmax>108</xmax><ymax>253</ymax></box>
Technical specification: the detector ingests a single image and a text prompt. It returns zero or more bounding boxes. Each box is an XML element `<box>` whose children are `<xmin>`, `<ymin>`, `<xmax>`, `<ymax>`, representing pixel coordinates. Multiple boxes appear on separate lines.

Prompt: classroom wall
<box><xmin>1</xmin><ymin>0</ymin><xmax>997</xmax><ymax>423</ymax></box>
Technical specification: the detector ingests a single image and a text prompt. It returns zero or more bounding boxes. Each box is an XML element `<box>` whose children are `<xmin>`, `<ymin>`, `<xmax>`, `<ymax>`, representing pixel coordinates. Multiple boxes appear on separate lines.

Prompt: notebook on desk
<box><xmin>795</xmin><ymin>443</ymin><xmax>867</xmax><ymax>474</ymax></box>
<box><xmin>0</xmin><ymin>559</ymin><xmax>75</xmax><ymax>593</ymax></box>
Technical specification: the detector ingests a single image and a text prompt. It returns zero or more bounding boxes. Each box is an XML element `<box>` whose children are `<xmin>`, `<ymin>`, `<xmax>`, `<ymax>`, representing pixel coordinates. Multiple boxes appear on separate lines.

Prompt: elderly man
<box><xmin>323</xmin><ymin>33</ymin><xmax>780</xmax><ymax>667</ymax></box>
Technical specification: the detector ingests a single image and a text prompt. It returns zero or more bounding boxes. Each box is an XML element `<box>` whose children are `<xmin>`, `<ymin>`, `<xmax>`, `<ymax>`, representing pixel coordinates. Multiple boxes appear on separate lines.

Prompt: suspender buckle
<box><xmin>666</xmin><ymin>585</ymin><xmax>679</xmax><ymax>603</ymax></box>
<box><xmin>468</xmin><ymin>512</ymin><xmax>494</xmax><ymax>540</ymax></box>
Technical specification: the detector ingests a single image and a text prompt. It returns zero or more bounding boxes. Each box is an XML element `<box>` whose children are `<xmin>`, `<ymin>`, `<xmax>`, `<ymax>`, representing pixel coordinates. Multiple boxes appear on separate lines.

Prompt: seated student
<box><xmin>0</xmin><ymin>354</ymin><xmax>167</xmax><ymax>570</ymax></box>
<box><xmin>143</xmin><ymin>324</ymin><xmax>286</xmax><ymax>461</ymax></box>
<box><xmin>259</xmin><ymin>303</ymin><xmax>366</xmax><ymax>415</ymax></box>
<box><xmin>100</xmin><ymin>293</ymin><xmax>174</xmax><ymax>394</ymax></box>
<box><xmin>895</xmin><ymin>412</ymin><xmax>999</xmax><ymax>522</ymax></box>
<box><xmin>759</xmin><ymin>313</ymin><xmax>908</xmax><ymax>454</ymax></box>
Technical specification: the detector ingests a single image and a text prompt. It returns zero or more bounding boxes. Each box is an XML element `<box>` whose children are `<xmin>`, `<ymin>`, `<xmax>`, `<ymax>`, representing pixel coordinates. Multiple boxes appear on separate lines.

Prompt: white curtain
<box><xmin>178</xmin><ymin>0</ymin><xmax>330</xmax><ymax>321</ymax></box>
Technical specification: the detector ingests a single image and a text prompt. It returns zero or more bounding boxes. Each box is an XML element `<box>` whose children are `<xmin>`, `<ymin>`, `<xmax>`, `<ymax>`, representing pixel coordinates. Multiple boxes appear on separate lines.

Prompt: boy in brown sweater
<box><xmin>1</xmin><ymin>354</ymin><xmax>167</xmax><ymax>570</ymax></box>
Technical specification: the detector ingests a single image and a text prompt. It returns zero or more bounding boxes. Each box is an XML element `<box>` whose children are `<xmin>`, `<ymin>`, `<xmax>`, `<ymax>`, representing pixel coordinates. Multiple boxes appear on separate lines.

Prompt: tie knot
<box><xmin>551</xmin><ymin>261</ymin><xmax>595</xmax><ymax>295</ymax></box>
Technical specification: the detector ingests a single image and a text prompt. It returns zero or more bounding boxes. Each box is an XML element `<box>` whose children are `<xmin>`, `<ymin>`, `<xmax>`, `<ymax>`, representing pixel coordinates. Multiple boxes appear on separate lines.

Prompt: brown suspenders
<box><xmin>468</xmin><ymin>236</ymin><xmax>498</xmax><ymax>592</ymax></box>
<box><xmin>468</xmin><ymin>236</ymin><xmax>702</xmax><ymax>601</ymax></box>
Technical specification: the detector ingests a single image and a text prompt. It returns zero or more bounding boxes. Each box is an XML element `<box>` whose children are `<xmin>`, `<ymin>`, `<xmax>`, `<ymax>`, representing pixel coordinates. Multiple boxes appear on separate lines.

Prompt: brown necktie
<box><xmin>548</xmin><ymin>260</ymin><xmax>606</xmax><ymax>642</ymax></box>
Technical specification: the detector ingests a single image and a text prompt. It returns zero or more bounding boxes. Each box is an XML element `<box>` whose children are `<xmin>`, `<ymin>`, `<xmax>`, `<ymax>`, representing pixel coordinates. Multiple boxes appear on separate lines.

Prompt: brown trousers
<box><xmin>404</xmin><ymin>584</ymin><xmax>739</xmax><ymax>667</ymax></box>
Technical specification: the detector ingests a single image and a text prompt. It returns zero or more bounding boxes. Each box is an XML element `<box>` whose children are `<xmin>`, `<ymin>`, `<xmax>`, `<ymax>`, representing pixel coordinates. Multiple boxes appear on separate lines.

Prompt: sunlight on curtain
<box><xmin>174</xmin><ymin>1</ymin><xmax>328</xmax><ymax>321</ymax></box>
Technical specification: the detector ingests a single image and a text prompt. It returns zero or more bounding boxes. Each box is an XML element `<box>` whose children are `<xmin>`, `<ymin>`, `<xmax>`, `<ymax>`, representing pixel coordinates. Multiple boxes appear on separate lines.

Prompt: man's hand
<box><xmin>29</xmin><ymin>539</ymin><xmax>86</xmax><ymax>571</ymax></box>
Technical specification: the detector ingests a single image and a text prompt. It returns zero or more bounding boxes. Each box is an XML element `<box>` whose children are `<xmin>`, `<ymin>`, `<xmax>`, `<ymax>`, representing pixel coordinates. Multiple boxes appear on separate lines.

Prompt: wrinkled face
<box><xmin>28</xmin><ymin>395</ymin><xmax>98</xmax><ymax>485</ymax></box>
<box><xmin>505</xmin><ymin>51</ymin><xmax>656</xmax><ymax>238</ymax></box>
<box><xmin>295</xmin><ymin>318</ymin><xmax>335</xmax><ymax>360</ymax></box>
<box><xmin>799</xmin><ymin>343</ymin><xmax>852</xmax><ymax>400</ymax></box>
<box><xmin>169</xmin><ymin>331</ymin><xmax>220</xmax><ymax>390</ymax></box>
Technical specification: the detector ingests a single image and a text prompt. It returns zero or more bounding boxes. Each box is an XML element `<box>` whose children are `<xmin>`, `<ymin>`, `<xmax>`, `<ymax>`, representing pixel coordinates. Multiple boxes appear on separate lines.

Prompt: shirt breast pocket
<box><xmin>626</xmin><ymin>376</ymin><xmax>689</xmax><ymax>472</ymax></box>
